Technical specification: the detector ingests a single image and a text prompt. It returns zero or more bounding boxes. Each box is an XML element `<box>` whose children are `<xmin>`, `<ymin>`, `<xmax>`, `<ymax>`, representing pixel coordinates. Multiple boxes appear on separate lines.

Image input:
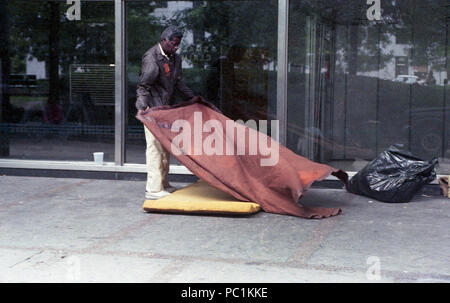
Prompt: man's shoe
<box><xmin>164</xmin><ymin>185</ymin><xmax>177</xmax><ymax>193</ymax></box>
<box><xmin>145</xmin><ymin>190</ymin><xmax>171</xmax><ymax>200</ymax></box>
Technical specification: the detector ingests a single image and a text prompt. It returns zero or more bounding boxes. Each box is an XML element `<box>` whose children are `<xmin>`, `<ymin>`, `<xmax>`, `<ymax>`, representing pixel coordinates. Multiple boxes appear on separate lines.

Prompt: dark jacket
<box><xmin>135</xmin><ymin>43</ymin><xmax>195</xmax><ymax>110</ymax></box>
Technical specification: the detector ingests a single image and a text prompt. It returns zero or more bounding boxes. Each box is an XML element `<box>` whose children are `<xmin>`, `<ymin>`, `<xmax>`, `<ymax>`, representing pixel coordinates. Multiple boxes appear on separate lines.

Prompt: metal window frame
<box><xmin>277</xmin><ymin>0</ymin><xmax>288</xmax><ymax>145</ymax></box>
<box><xmin>115</xmin><ymin>0</ymin><xmax>126</xmax><ymax>165</ymax></box>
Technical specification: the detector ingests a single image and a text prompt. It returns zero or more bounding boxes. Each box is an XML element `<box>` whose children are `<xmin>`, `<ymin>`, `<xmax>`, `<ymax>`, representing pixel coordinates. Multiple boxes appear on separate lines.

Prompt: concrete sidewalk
<box><xmin>0</xmin><ymin>175</ymin><xmax>449</xmax><ymax>283</ymax></box>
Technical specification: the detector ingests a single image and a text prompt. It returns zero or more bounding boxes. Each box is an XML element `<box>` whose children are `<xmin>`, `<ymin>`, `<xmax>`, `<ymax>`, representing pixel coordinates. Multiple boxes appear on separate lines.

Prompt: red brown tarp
<box><xmin>136</xmin><ymin>98</ymin><xmax>348</xmax><ymax>219</ymax></box>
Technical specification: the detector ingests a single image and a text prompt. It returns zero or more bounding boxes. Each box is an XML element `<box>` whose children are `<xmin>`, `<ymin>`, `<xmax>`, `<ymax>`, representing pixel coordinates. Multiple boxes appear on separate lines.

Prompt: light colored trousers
<box><xmin>144</xmin><ymin>126</ymin><xmax>170</xmax><ymax>193</ymax></box>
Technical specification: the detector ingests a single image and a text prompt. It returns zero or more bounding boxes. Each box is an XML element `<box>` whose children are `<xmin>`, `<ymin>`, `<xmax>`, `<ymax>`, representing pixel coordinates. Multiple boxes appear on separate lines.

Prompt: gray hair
<box><xmin>160</xmin><ymin>26</ymin><xmax>183</xmax><ymax>41</ymax></box>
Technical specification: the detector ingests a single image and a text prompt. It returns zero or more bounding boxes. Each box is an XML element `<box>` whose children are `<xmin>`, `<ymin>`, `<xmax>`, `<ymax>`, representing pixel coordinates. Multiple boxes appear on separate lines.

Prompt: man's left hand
<box><xmin>138</xmin><ymin>106</ymin><xmax>150</xmax><ymax>115</ymax></box>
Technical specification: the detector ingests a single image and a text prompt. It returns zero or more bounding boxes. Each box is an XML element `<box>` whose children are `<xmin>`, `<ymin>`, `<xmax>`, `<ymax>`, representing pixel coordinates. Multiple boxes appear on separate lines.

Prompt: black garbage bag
<box><xmin>348</xmin><ymin>145</ymin><xmax>438</xmax><ymax>203</ymax></box>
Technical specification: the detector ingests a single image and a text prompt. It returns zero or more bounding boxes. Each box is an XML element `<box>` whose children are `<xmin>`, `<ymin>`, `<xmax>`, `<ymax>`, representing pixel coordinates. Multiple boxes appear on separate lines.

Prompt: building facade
<box><xmin>0</xmin><ymin>0</ymin><xmax>449</xmax><ymax>177</ymax></box>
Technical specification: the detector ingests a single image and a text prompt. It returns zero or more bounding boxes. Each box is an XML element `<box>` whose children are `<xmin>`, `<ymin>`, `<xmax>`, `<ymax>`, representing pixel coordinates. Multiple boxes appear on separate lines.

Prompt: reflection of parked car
<box><xmin>393</xmin><ymin>75</ymin><xmax>425</xmax><ymax>85</ymax></box>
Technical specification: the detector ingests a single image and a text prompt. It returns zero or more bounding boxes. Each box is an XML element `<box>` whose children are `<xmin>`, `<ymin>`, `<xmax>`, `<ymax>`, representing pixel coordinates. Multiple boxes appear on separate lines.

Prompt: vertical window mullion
<box><xmin>114</xmin><ymin>0</ymin><xmax>126</xmax><ymax>165</ymax></box>
<box><xmin>277</xmin><ymin>0</ymin><xmax>289</xmax><ymax>145</ymax></box>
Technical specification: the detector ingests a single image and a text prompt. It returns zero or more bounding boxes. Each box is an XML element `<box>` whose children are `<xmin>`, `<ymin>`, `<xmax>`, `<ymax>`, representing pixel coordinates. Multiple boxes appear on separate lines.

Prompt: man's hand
<box><xmin>136</xmin><ymin>98</ymin><xmax>148</xmax><ymax>112</ymax></box>
<box><xmin>138</xmin><ymin>106</ymin><xmax>150</xmax><ymax>115</ymax></box>
<box><xmin>188</xmin><ymin>96</ymin><xmax>204</xmax><ymax>103</ymax></box>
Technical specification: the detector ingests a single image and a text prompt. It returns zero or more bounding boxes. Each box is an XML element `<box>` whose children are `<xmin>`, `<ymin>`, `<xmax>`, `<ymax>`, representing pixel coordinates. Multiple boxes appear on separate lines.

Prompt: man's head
<box><xmin>160</xmin><ymin>26</ymin><xmax>183</xmax><ymax>55</ymax></box>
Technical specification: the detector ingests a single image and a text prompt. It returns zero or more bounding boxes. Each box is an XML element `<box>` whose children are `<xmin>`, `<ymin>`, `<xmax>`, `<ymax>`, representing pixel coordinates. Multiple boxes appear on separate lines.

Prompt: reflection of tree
<box><xmin>390</xmin><ymin>0</ymin><xmax>448</xmax><ymax>74</ymax></box>
<box><xmin>126</xmin><ymin>2</ymin><xmax>162</xmax><ymax>67</ymax></box>
<box><xmin>289</xmin><ymin>0</ymin><xmax>448</xmax><ymax>75</ymax></box>
<box><xmin>5</xmin><ymin>0</ymin><xmax>447</xmax><ymax>111</ymax></box>
<box><xmin>171</xmin><ymin>0</ymin><xmax>445</xmax><ymax>78</ymax></box>
<box><xmin>9</xmin><ymin>1</ymin><xmax>115</xmax><ymax>74</ymax></box>
<box><xmin>172</xmin><ymin>1</ymin><xmax>278</xmax><ymax>67</ymax></box>
<box><xmin>7</xmin><ymin>0</ymin><xmax>115</xmax><ymax>122</ymax></box>
<box><xmin>169</xmin><ymin>1</ymin><xmax>277</xmax><ymax>121</ymax></box>
<box><xmin>48</xmin><ymin>2</ymin><xmax>60</xmax><ymax>108</ymax></box>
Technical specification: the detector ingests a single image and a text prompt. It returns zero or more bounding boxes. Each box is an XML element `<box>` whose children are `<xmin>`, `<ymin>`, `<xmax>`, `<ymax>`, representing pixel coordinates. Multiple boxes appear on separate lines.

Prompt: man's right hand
<box><xmin>188</xmin><ymin>96</ymin><xmax>204</xmax><ymax>103</ymax></box>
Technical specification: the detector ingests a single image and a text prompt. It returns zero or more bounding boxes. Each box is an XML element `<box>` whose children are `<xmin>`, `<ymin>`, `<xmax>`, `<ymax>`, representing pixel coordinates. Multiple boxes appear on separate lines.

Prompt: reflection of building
<box><xmin>26</xmin><ymin>55</ymin><xmax>46</xmax><ymax>80</ymax></box>
<box><xmin>395</xmin><ymin>56</ymin><xmax>408</xmax><ymax>77</ymax></box>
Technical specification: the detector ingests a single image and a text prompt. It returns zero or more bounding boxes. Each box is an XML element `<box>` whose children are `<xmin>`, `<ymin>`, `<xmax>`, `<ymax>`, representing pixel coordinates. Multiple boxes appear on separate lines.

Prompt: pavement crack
<box><xmin>287</xmin><ymin>218</ymin><xmax>339</xmax><ymax>265</ymax></box>
<box><xmin>147</xmin><ymin>259</ymin><xmax>193</xmax><ymax>283</ymax></box>
<box><xmin>9</xmin><ymin>250</ymin><xmax>44</xmax><ymax>268</ymax></box>
<box><xmin>82</xmin><ymin>216</ymin><xmax>161</xmax><ymax>252</ymax></box>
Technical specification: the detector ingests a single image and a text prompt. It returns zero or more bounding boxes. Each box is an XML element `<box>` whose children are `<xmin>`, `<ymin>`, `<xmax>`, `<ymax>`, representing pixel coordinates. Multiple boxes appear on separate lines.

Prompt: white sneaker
<box><xmin>145</xmin><ymin>190</ymin><xmax>171</xmax><ymax>200</ymax></box>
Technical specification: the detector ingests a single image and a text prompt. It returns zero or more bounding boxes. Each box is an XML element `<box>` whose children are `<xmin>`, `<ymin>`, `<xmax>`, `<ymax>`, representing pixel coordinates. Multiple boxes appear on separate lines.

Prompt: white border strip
<box><xmin>0</xmin><ymin>159</ymin><xmax>443</xmax><ymax>184</ymax></box>
<box><xmin>0</xmin><ymin>159</ymin><xmax>192</xmax><ymax>174</ymax></box>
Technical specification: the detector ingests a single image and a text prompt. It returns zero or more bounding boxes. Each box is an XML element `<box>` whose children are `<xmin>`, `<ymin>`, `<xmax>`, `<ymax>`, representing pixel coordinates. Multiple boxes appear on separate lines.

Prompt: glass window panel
<box><xmin>0</xmin><ymin>0</ymin><xmax>115</xmax><ymax>162</ymax></box>
<box><xmin>125</xmin><ymin>0</ymin><xmax>278</xmax><ymax>165</ymax></box>
<box><xmin>288</xmin><ymin>0</ymin><xmax>449</xmax><ymax>174</ymax></box>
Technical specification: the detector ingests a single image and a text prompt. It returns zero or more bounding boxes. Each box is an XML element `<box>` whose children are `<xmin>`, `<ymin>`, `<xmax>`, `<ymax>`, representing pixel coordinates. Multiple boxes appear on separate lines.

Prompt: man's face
<box><xmin>161</xmin><ymin>37</ymin><xmax>181</xmax><ymax>55</ymax></box>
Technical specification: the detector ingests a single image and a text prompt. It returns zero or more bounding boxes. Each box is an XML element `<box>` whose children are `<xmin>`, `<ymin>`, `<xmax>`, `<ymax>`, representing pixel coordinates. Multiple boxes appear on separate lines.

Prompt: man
<box><xmin>136</xmin><ymin>26</ymin><xmax>196</xmax><ymax>200</ymax></box>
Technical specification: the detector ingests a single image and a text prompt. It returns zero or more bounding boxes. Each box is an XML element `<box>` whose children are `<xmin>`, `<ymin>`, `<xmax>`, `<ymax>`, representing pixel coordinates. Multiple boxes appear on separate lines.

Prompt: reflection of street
<box><xmin>286</xmin><ymin>121</ymin><xmax>374</xmax><ymax>160</ymax></box>
<box><xmin>3</xmin><ymin>135</ymin><xmax>187</xmax><ymax>166</ymax></box>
